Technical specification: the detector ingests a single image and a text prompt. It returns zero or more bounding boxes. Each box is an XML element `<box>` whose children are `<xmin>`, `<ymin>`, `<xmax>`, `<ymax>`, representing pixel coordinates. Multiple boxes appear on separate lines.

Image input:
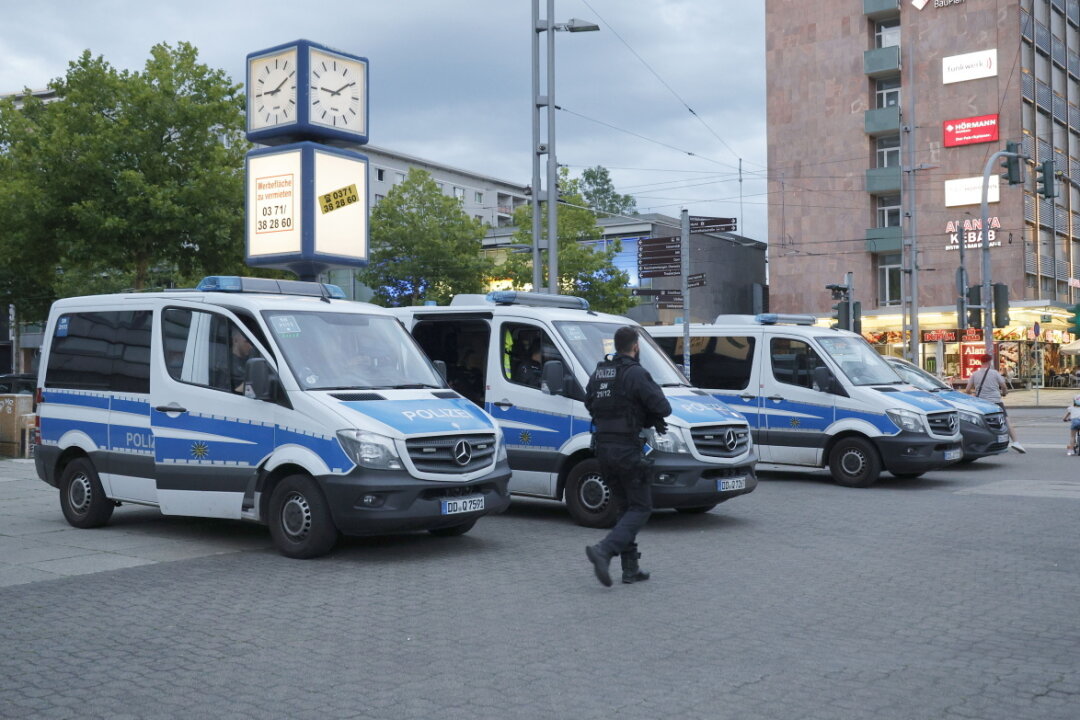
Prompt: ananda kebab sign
<box><xmin>945</xmin><ymin>216</ymin><xmax>1002</xmax><ymax>251</ymax></box>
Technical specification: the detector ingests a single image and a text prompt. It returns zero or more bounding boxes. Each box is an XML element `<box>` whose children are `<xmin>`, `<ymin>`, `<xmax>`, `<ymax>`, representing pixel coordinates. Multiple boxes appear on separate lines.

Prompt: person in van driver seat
<box><xmin>514</xmin><ymin>339</ymin><xmax>544</xmax><ymax>389</ymax></box>
<box><xmin>584</xmin><ymin>326</ymin><xmax>672</xmax><ymax>587</ymax></box>
<box><xmin>227</xmin><ymin>327</ymin><xmax>255</xmax><ymax>394</ymax></box>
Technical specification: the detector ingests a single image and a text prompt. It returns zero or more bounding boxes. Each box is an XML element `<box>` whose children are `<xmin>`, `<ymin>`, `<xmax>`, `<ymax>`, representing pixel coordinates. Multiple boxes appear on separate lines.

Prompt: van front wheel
<box><xmin>828</xmin><ymin>437</ymin><xmax>881</xmax><ymax>488</ymax></box>
<box><xmin>565</xmin><ymin>458</ymin><xmax>622</xmax><ymax>528</ymax></box>
<box><xmin>268</xmin><ymin>475</ymin><xmax>339</xmax><ymax>559</ymax></box>
<box><xmin>59</xmin><ymin>458</ymin><xmax>114</xmax><ymax>528</ymax></box>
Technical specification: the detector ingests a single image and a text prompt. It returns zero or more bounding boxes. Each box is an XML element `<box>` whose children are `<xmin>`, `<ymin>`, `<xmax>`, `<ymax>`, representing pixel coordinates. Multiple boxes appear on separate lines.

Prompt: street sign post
<box><xmin>689</xmin><ymin>216</ymin><xmax>737</xmax><ymax>233</ymax></box>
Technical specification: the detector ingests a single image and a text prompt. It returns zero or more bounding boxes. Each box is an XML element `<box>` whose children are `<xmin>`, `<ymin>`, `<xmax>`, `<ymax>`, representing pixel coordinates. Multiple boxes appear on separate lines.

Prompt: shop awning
<box><xmin>1060</xmin><ymin>340</ymin><xmax>1080</xmax><ymax>355</ymax></box>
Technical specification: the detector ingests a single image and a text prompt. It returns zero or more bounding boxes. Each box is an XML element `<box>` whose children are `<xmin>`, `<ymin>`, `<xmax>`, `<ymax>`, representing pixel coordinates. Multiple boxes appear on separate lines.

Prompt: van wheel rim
<box><xmin>281</xmin><ymin>492</ymin><xmax>312</xmax><ymax>539</ymax></box>
<box><xmin>579</xmin><ymin>473</ymin><xmax>610</xmax><ymax>512</ymax></box>
<box><xmin>67</xmin><ymin>473</ymin><xmax>92</xmax><ymax>515</ymax></box>
<box><xmin>840</xmin><ymin>449</ymin><xmax>866</xmax><ymax>477</ymax></box>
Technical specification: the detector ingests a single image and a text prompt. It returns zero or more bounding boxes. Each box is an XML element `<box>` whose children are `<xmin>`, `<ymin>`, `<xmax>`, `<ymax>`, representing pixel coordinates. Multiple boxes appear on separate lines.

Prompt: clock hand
<box><xmin>331</xmin><ymin>81</ymin><xmax>356</xmax><ymax>95</ymax></box>
<box><xmin>266</xmin><ymin>75</ymin><xmax>290</xmax><ymax>96</ymax></box>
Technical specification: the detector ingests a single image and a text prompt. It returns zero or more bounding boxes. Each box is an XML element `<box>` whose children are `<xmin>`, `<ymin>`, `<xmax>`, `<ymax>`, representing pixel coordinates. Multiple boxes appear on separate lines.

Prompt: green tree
<box><xmin>580</xmin><ymin>165</ymin><xmax>636</xmax><ymax>218</ymax></box>
<box><xmin>358</xmin><ymin>168</ymin><xmax>495</xmax><ymax>306</ymax></box>
<box><xmin>501</xmin><ymin>169</ymin><xmax>633</xmax><ymax>315</ymax></box>
<box><xmin>0</xmin><ymin>42</ymin><xmax>249</xmax><ymax>320</ymax></box>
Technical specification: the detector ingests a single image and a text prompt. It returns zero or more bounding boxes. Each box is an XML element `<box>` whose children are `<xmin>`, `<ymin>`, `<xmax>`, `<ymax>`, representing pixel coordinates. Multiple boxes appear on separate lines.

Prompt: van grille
<box><xmin>984</xmin><ymin>413</ymin><xmax>1006</xmax><ymax>433</ymax></box>
<box><xmin>689</xmin><ymin>424</ymin><xmax>751</xmax><ymax>458</ymax></box>
<box><xmin>927</xmin><ymin>411</ymin><xmax>959</xmax><ymax>437</ymax></box>
<box><xmin>405</xmin><ymin>433</ymin><xmax>497</xmax><ymax>474</ymax></box>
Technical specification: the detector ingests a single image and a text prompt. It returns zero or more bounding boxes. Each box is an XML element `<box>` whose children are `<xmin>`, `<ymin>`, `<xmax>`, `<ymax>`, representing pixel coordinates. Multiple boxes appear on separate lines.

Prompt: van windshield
<box><xmin>554</xmin><ymin>321</ymin><xmax>690</xmax><ymax>387</ymax></box>
<box><xmin>263</xmin><ymin>310</ymin><xmax>443</xmax><ymax>391</ymax></box>
<box><xmin>816</xmin><ymin>335</ymin><xmax>902</xmax><ymax>386</ymax></box>
<box><xmin>889</xmin><ymin>360</ymin><xmax>949</xmax><ymax>391</ymax></box>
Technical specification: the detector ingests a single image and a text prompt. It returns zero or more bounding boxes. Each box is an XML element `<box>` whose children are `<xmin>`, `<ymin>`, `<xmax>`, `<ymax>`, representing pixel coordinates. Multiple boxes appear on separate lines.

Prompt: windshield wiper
<box><xmin>660</xmin><ymin>382</ymin><xmax>691</xmax><ymax>388</ymax></box>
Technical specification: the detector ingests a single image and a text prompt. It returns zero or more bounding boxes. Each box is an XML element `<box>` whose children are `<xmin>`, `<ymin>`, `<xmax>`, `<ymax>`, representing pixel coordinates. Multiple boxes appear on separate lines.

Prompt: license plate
<box><xmin>441</xmin><ymin>495</ymin><xmax>485</xmax><ymax>515</ymax></box>
<box><xmin>944</xmin><ymin>448</ymin><xmax>962</xmax><ymax>462</ymax></box>
<box><xmin>997</xmin><ymin>433</ymin><xmax>1009</xmax><ymax>443</ymax></box>
<box><xmin>718</xmin><ymin>477</ymin><xmax>746</xmax><ymax>492</ymax></box>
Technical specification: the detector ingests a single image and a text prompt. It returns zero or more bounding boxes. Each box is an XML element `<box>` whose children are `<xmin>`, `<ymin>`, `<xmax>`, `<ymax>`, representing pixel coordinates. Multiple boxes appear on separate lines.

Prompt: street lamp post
<box><xmin>531</xmin><ymin>0</ymin><xmax>598</xmax><ymax>293</ymax></box>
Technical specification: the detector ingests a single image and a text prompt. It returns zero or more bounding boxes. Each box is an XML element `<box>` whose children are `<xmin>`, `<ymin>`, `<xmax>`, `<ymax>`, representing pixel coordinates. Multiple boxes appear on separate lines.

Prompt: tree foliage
<box><xmin>580</xmin><ymin>165</ymin><xmax>636</xmax><ymax>218</ymax></box>
<box><xmin>500</xmin><ymin>169</ymin><xmax>633</xmax><ymax>315</ymax></box>
<box><xmin>0</xmin><ymin>42</ymin><xmax>249</xmax><ymax>320</ymax></box>
<box><xmin>358</xmin><ymin>168</ymin><xmax>495</xmax><ymax>306</ymax></box>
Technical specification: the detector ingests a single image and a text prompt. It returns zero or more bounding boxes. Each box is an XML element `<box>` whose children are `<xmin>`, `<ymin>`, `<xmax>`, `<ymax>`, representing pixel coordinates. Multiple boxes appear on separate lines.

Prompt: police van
<box><xmin>34</xmin><ymin>277</ymin><xmax>511</xmax><ymax>558</ymax></box>
<box><xmin>390</xmin><ymin>292</ymin><xmax>757</xmax><ymax>528</ymax></box>
<box><xmin>647</xmin><ymin>314</ymin><xmax>963</xmax><ymax>487</ymax></box>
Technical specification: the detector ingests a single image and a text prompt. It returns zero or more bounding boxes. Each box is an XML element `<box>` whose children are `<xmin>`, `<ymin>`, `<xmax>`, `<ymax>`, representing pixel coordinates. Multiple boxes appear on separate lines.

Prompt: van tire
<box><xmin>429</xmin><ymin>519</ymin><xmax>477</xmax><ymax>537</ymax></box>
<box><xmin>676</xmin><ymin>504</ymin><xmax>717</xmax><ymax>514</ymax></box>
<box><xmin>268</xmin><ymin>474</ymin><xmax>339</xmax><ymax>559</ymax></box>
<box><xmin>565</xmin><ymin>458</ymin><xmax>622</xmax><ymax>528</ymax></box>
<box><xmin>59</xmin><ymin>458</ymin><xmax>114</xmax><ymax>528</ymax></box>
<box><xmin>828</xmin><ymin>437</ymin><xmax>881</xmax><ymax>488</ymax></box>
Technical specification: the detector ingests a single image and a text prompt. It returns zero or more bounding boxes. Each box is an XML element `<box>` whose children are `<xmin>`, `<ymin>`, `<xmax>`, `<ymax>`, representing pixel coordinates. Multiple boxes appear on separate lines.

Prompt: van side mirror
<box><xmin>813</xmin><ymin>366</ymin><xmax>847</xmax><ymax>396</ymax></box>
<box><xmin>542</xmin><ymin>359</ymin><xmax>566</xmax><ymax>396</ymax></box>
<box><xmin>245</xmin><ymin>357</ymin><xmax>279</xmax><ymax>401</ymax></box>
<box><xmin>433</xmin><ymin>360</ymin><xmax>448</xmax><ymax>383</ymax></box>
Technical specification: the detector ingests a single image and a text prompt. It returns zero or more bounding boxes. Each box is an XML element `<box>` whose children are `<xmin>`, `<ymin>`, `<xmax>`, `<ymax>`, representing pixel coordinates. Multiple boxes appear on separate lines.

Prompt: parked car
<box><xmin>0</xmin><ymin>373</ymin><xmax>36</xmax><ymax>395</ymax></box>
<box><xmin>883</xmin><ymin>357</ymin><xmax>1009</xmax><ymax>462</ymax></box>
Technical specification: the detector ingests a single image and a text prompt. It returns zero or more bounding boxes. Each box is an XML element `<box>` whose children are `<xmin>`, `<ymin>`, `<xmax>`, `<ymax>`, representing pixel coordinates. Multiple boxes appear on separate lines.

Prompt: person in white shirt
<box><xmin>966</xmin><ymin>352</ymin><xmax>1026</xmax><ymax>453</ymax></box>
<box><xmin>1062</xmin><ymin>394</ymin><xmax>1080</xmax><ymax>455</ymax></box>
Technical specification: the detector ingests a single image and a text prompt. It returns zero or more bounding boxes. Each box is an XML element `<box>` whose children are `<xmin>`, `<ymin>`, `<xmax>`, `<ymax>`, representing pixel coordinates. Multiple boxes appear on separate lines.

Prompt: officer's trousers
<box><xmin>594</xmin><ymin>439</ymin><xmax>653</xmax><ymax>557</ymax></box>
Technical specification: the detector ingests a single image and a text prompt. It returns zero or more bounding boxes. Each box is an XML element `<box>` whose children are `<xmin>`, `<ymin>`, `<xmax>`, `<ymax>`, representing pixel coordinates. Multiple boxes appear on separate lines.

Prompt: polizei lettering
<box><xmin>125</xmin><ymin>431</ymin><xmax>155</xmax><ymax>449</ymax></box>
<box><xmin>401</xmin><ymin>407</ymin><xmax>473</xmax><ymax>422</ymax></box>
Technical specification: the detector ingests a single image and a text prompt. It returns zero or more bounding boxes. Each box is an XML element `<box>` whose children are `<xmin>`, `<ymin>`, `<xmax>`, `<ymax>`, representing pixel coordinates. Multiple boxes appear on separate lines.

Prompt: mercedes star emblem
<box><xmin>453</xmin><ymin>439</ymin><xmax>473</xmax><ymax>466</ymax></box>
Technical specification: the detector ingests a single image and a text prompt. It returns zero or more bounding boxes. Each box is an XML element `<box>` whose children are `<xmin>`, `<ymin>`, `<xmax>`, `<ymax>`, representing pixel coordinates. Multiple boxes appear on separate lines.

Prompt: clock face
<box><xmin>308</xmin><ymin>48</ymin><xmax>366</xmax><ymax>133</ymax></box>
<box><xmin>249</xmin><ymin>49</ymin><xmax>298</xmax><ymax>130</ymax></box>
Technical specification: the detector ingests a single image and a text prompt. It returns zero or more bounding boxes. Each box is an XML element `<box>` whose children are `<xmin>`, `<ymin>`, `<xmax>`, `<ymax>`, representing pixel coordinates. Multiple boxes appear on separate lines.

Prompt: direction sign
<box><xmin>657</xmin><ymin>300</ymin><xmax>684</xmax><ymax>310</ymax></box>
<box><xmin>688</xmin><ymin>279</ymin><xmax>706</xmax><ymax>289</ymax></box>
<box><xmin>638</xmin><ymin>262</ymin><xmax>681</xmax><ymax>274</ymax></box>
<box><xmin>637</xmin><ymin>246</ymin><xmax>682</xmax><ymax>258</ymax></box>
<box><xmin>638</xmin><ymin>237</ymin><xmax>681</xmax><ymax>250</ymax></box>
<box><xmin>631</xmin><ymin>288</ymin><xmax>682</xmax><ymax>297</ymax></box>
<box><xmin>688</xmin><ymin>272</ymin><xmax>705</xmax><ymax>282</ymax></box>
<box><xmin>638</xmin><ymin>255</ymin><xmax>680</xmax><ymax>267</ymax></box>
<box><xmin>689</xmin><ymin>215</ymin><xmax>737</xmax><ymax>233</ymax></box>
<box><xmin>640</xmin><ymin>268</ymin><xmax>683</xmax><ymax>279</ymax></box>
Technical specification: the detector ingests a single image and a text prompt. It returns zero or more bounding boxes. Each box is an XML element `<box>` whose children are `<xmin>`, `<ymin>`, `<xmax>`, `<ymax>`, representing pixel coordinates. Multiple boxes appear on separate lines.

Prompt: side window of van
<box><xmin>655</xmin><ymin>335</ymin><xmax>755</xmax><ymax>390</ymax></box>
<box><xmin>771</xmin><ymin>338</ymin><xmax>824</xmax><ymax>390</ymax></box>
<box><xmin>162</xmin><ymin>309</ymin><xmax>262</xmax><ymax>395</ymax></box>
<box><xmin>45</xmin><ymin>311</ymin><xmax>151</xmax><ymax>393</ymax></box>
<box><xmin>501</xmin><ymin>323</ymin><xmax>564</xmax><ymax>390</ymax></box>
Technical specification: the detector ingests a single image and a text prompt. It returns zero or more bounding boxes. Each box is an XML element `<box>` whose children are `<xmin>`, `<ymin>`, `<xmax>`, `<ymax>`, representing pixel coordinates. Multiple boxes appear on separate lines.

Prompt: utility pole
<box><xmin>979</xmin><ymin>148</ymin><xmax>1025</xmax><ymax>356</ymax></box>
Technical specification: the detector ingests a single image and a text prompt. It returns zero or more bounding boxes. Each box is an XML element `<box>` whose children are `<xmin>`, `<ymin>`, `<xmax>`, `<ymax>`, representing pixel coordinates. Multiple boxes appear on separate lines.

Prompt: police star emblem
<box><xmin>191</xmin><ymin>441</ymin><xmax>210</xmax><ymax>460</ymax></box>
<box><xmin>519</xmin><ymin>430</ymin><xmax>532</xmax><ymax>445</ymax></box>
<box><xmin>789</xmin><ymin>418</ymin><xmax>801</xmax><ymax>428</ymax></box>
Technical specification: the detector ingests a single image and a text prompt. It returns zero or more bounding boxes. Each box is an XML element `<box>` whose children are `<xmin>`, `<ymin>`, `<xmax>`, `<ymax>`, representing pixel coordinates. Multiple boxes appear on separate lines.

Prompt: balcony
<box><xmin>865</xmin><ymin>105</ymin><xmax>901</xmax><ymax>136</ymax></box>
<box><xmin>865</xmin><ymin>226</ymin><xmax>903</xmax><ymax>254</ymax></box>
<box><xmin>864</xmin><ymin>0</ymin><xmax>900</xmax><ymax>20</ymax></box>
<box><xmin>866</xmin><ymin>166</ymin><xmax>902</xmax><ymax>194</ymax></box>
<box><xmin>864</xmin><ymin>45</ymin><xmax>901</xmax><ymax>78</ymax></box>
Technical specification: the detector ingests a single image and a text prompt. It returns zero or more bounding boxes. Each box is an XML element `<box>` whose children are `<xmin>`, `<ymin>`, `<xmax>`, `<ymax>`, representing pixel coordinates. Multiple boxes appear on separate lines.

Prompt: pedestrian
<box><xmin>1062</xmin><ymin>394</ymin><xmax>1080</xmax><ymax>455</ymax></box>
<box><xmin>583</xmin><ymin>326</ymin><xmax>672</xmax><ymax>587</ymax></box>
<box><xmin>966</xmin><ymin>352</ymin><xmax>1025</xmax><ymax>453</ymax></box>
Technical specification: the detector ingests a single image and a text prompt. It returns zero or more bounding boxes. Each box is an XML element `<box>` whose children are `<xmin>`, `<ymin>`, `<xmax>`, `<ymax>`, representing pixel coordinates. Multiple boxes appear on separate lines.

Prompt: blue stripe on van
<box><xmin>40</xmin><ymin>417</ymin><xmax>109</xmax><ymax>448</ymax></box>
<box><xmin>42</xmin><ymin>391</ymin><xmax>110</xmax><ymax>409</ymax></box>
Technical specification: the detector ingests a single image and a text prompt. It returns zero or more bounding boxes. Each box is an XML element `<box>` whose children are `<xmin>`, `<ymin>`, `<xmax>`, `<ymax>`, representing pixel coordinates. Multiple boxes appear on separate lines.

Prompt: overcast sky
<box><xmin>1</xmin><ymin>1</ymin><xmax>767</xmax><ymax>240</ymax></box>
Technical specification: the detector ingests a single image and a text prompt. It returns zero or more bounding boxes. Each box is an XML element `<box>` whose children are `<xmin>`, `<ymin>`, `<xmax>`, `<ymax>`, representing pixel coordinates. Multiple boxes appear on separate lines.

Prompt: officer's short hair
<box><xmin>614</xmin><ymin>326</ymin><xmax>639</xmax><ymax>354</ymax></box>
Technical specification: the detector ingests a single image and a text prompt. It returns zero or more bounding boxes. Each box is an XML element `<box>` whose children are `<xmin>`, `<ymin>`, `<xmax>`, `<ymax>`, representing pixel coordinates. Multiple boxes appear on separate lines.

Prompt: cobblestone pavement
<box><xmin>0</xmin><ymin>409</ymin><xmax>1078</xmax><ymax>720</ymax></box>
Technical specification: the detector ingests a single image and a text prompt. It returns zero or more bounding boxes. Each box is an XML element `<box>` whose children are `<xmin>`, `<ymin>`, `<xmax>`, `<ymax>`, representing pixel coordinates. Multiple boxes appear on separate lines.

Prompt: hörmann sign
<box><xmin>943</xmin><ymin>49</ymin><xmax>997</xmax><ymax>85</ymax></box>
<box><xmin>943</xmin><ymin>114</ymin><xmax>999</xmax><ymax>147</ymax></box>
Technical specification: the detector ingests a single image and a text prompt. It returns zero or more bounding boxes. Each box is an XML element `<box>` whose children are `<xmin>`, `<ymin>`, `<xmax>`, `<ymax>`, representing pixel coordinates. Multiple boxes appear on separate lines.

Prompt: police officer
<box><xmin>584</xmin><ymin>326</ymin><xmax>672</xmax><ymax>587</ymax></box>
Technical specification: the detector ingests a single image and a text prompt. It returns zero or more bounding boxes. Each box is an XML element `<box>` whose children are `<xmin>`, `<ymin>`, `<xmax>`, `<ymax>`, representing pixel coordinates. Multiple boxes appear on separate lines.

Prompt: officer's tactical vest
<box><xmin>588</xmin><ymin>356</ymin><xmax>638</xmax><ymax>435</ymax></box>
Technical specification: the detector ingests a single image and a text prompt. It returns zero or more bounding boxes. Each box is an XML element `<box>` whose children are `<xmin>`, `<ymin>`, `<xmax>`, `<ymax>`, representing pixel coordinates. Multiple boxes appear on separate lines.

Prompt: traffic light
<box><xmin>966</xmin><ymin>285</ymin><xmax>982</xmax><ymax>328</ymax></box>
<box><xmin>1037</xmin><ymin>159</ymin><xmax>1059</xmax><ymax>199</ymax></box>
<box><xmin>992</xmin><ymin>283</ymin><xmax>1010</xmax><ymax>328</ymax></box>
<box><xmin>831</xmin><ymin>300</ymin><xmax>850</xmax><ymax>331</ymax></box>
<box><xmin>1000</xmin><ymin>141</ymin><xmax>1023</xmax><ymax>185</ymax></box>
<box><xmin>852</xmin><ymin>301</ymin><xmax>862</xmax><ymax>335</ymax></box>
<box><xmin>1069</xmin><ymin>303</ymin><xmax>1080</xmax><ymax>337</ymax></box>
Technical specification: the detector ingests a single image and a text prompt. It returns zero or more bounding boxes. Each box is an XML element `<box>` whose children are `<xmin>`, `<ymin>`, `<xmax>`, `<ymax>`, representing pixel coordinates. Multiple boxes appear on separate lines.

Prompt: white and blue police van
<box><xmin>34</xmin><ymin>277</ymin><xmax>511</xmax><ymax>558</ymax></box>
<box><xmin>648</xmin><ymin>314</ymin><xmax>963</xmax><ymax>487</ymax></box>
<box><xmin>884</xmin><ymin>356</ymin><xmax>1010</xmax><ymax>462</ymax></box>
<box><xmin>390</xmin><ymin>292</ymin><xmax>757</xmax><ymax>528</ymax></box>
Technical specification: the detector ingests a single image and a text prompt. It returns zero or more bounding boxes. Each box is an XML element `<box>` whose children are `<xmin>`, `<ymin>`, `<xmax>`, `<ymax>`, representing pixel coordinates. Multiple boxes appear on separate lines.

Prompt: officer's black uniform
<box><xmin>584</xmin><ymin>348</ymin><xmax>671</xmax><ymax>586</ymax></box>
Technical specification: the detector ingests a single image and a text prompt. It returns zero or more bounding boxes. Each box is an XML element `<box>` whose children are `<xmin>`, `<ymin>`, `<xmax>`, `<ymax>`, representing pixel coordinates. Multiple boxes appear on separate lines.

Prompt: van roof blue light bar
<box><xmin>754</xmin><ymin>313</ymin><xmax>816</xmax><ymax>326</ymax></box>
<box><xmin>196</xmin><ymin>276</ymin><xmax>346</xmax><ymax>300</ymax></box>
<box><xmin>486</xmin><ymin>291</ymin><xmax>589</xmax><ymax>310</ymax></box>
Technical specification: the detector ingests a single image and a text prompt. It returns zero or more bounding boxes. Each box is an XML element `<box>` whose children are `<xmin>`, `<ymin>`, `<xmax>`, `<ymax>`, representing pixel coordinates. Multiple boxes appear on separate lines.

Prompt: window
<box><xmin>877</xmin><ymin>194</ymin><xmax>901</xmax><ymax>227</ymax></box>
<box><xmin>875</xmin><ymin>19</ymin><xmax>900</xmax><ymax>49</ymax></box>
<box><xmin>162</xmin><ymin>309</ymin><xmax>262</xmax><ymax>394</ymax></box>
<box><xmin>411</xmin><ymin>319</ymin><xmax>491</xmax><ymax>407</ymax></box>
<box><xmin>876</xmin><ymin>135</ymin><xmax>900</xmax><ymax>167</ymax></box>
<box><xmin>653</xmin><ymin>335</ymin><xmax>756</xmax><ymax>391</ymax></box>
<box><xmin>395</xmin><ymin>172</ymin><xmax>406</xmax><ymax>184</ymax></box>
<box><xmin>475</xmin><ymin>215</ymin><xmax>485</xmax><ymax>224</ymax></box>
<box><xmin>474</xmin><ymin>191</ymin><xmax>484</xmax><ymax>204</ymax></box>
<box><xmin>374</xmin><ymin>194</ymin><xmax>384</xmax><ymax>205</ymax></box>
<box><xmin>876</xmin><ymin>77</ymin><xmax>901</xmax><ymax>108</ymax></box>
<box><xmin>770</xmin><ymin>337</ymin><xmax>825</xmax><ymax>390</ymax></box>
<box><xmin>500</xmin><ymin>322</ymin><xmax>563</xmax><ymax>390</ymax></box>
<box><xmin>454</xmin><ymin>186</ymin><xmax>465</xmax><ymax>201</ymax></box>
<box><xmin>877</xmin><ymin>253</ymin><xmax>902</xmax><ymax>307</ymax></box>
<box><xmin>436</xmin><ymin>182</ymin><xmax>445</xmax><ymax>192</ymax></box>
<box><xmin>376</xmin><ymin>168</ymin><xmax>385</xmax><ymax>182</ymax></box>
<box><xmin>45</xmin><ymin>311</ymin><xmax>152</xmax><ymax>393</ymax></box>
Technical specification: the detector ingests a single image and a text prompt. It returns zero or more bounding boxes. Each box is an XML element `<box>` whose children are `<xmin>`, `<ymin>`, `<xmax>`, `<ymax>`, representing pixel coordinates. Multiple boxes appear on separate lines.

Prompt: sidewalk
<box><xmin>1001</xmin><ymin>386</ymin><xmax>1078</xmax><ymax>409</ymax></box>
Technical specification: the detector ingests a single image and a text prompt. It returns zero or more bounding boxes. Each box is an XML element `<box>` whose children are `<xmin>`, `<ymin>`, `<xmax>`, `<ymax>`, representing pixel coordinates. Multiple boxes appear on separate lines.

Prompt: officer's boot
<box><xmin>620</xmin><ymin>545</ymin><xmax>650</xmax><ymax>584</ymax></box>
<box><xmin>586</xmin><ymin>544</ymin><xmax>614</xmax><ymax>587</ymax></box>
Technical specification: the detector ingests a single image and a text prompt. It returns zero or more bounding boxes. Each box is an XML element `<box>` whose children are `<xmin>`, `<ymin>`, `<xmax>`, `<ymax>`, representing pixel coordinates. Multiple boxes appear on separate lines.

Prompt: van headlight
<box><xmin>645</xmin><ymin>426</ymin><xmax>691</xmax><ymax>454</ymax></box>
<box><xmin>337</xmin><ymin>430</ymin><xmax>403</xmax><ymax>470</ymax></box>
<box><xmin>958</xmin><ymin>410</ymin><xmax>984</xmax><ymax>427</ymax></box>
<box><xmin>496</xmin><ymin>431</ymin><xmax>507</xmax><ymax>462</ymax></box>
<box><xmin>885</xmin><ymin>408</ymin><xmax>926</xmax><ymax>434</ymax></box>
